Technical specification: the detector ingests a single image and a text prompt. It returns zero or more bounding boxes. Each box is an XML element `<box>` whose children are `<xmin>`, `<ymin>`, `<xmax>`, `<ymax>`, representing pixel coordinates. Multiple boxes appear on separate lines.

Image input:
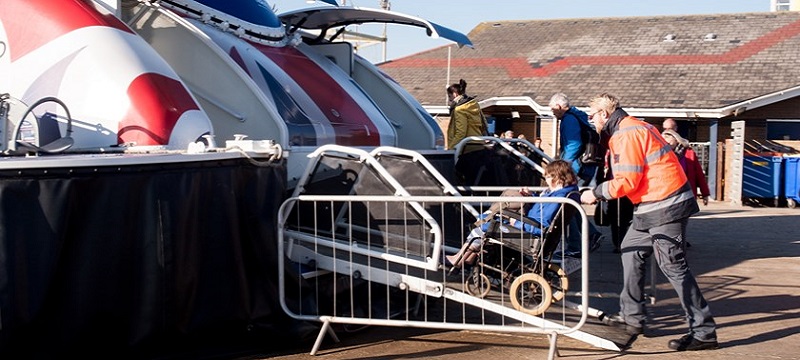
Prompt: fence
<box><xmin>277</xmin><ymin>194</ymin><xmax>626</xmax><ymax>359</ymax></box>
<box><xmin>690</xmin><ymin>141</ymin><xmax>711</xmax><ymax>176</ymax></box>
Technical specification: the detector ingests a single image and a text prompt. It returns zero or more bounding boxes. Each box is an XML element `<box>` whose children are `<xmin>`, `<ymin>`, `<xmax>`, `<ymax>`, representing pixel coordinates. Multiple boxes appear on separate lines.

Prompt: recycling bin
<box><xmin>742</xmin><ymin>155</ymin><xmax>783</xmax><ymax>207</ymax></box>
<box><xmin>783</xmin><ymin>156</ymin><xmax>800</xmax><ymax>208</ymax></box>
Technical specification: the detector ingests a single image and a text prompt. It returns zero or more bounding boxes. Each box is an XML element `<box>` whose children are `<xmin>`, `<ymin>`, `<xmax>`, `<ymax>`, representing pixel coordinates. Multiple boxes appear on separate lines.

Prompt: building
<box><xmin>379</xmin><ymin>11</ymin><xmax>800</xmax><ymax>200</ymax></box>
<box><xmin>772</xmin><ymin>0</ymin><xmax>800</xmax><ymax>11</ymax></box>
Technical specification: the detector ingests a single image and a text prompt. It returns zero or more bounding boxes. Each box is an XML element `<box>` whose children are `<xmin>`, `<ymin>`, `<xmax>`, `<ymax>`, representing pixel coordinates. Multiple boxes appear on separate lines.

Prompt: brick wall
<box><xmin>723</xmin><ymin>139</ymin><xmax>733</xmax><ymax>202</ymax></box>
<box><xmin>737</xmin><ymin>97</ymin><xmax>800</xmax><ymax>119</ymax></box>
<box><xmin>436</xmin><ymin>116</ymin><xmax>452</xmax><ymax>148</ymax></box>
<box><xmin>538</xmin><ymin>119</ymin><xmax>558</xmax><ymax>158</ymax></box>
<box><xmin>512</xmin><ymin>120</ymin><xmax>538</xmax><ymax>141</ymax></box>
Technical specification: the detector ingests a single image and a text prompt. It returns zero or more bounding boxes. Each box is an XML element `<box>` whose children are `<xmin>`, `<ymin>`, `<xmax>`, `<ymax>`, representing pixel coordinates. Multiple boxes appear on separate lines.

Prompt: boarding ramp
<box><xmin>369</xmin><ymin>146</ymin><xmax>481</xmax><ymax>251</ymax></box>
<box><xmin>453</xmin><ymin>136</ymin><xmax>552</xmax><ymax>188</ymax></box>
<box><xmin>278</xmin><ymin>145</ymin><xmax>632</xmax><ymax>359</ymax></box>
<box><xmin>287</xmin><ymin>145</ymin><xmax>436</xmax><ymax>257</ymax></box>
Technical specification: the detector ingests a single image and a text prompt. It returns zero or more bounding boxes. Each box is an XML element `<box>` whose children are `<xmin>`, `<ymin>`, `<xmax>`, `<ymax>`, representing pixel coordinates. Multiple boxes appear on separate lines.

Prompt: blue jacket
<box><xmin>480</xmin><ymin>184</ymin><xmax>579</xmax><ymax>236</ymax></box>
<box><xmin>559</xmin><ymin>107</ymin><xmax>592</xmax><ymax>175</ymax></box>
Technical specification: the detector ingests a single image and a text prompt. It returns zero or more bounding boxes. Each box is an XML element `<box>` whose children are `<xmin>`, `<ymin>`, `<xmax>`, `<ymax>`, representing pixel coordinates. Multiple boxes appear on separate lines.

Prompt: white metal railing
<box><xmin>453</xmin><ymin>136</ymin><xmax>553</xmax><ymax>175</ymax></box>
<box><xmin>278</xmin><ymin>194</ymin><xmax>620</xmax><ymax>359</ymax></box>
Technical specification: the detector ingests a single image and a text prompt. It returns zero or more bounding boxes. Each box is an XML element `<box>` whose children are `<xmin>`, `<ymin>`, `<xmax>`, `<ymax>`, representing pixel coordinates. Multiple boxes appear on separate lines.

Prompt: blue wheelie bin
<box><xmin>743</xmin><ymin>155</ymin><xmax>783</xmax><ymax>207</ymax></box>
<box><xmin>784</xmin><ymin>156</ymin><xmax>800</xmax><ymax>209</ymax></box>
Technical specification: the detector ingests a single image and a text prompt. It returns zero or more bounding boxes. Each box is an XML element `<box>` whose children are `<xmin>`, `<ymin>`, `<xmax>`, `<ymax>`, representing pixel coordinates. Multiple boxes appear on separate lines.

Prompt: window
<box><xmin>766</xmin><ymin>119</ymin><xmax>800</xmax><ymax>140</ymax></box>
<box><xmin>773</xmin><ymin>0</ymin><xmax>791</xmax><ymax>11</ymax></box>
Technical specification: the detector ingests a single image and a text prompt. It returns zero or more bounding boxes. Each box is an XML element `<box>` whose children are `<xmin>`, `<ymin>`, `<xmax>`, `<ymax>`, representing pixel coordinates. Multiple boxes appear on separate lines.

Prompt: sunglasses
<box><xmin>588</xmin><ymin>110</ymin><xmax>604</xmax><ymax>118</ymax></box>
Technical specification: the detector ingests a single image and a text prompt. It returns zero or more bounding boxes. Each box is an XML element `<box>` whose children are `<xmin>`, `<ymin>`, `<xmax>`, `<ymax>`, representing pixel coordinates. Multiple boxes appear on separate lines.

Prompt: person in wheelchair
<box><xmin>446</xmin><ymin>160</ymin><xmax>580</xmax><ymax>268</ymax></box>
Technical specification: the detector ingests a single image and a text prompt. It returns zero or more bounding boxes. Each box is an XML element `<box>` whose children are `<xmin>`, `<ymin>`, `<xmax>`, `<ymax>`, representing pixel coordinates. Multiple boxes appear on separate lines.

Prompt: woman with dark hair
<box><xmin>446</xmin><ymin>79</ymin><xmax>488</xmax><ymax>150</ymax></box>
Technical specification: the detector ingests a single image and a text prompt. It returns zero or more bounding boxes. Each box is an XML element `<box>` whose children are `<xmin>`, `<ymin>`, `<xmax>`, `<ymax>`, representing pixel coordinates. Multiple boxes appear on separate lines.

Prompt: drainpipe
<box><xmin>708</xmin><ymin>120</ymin><xmax>718</xmax><ymax>200</ymax></box>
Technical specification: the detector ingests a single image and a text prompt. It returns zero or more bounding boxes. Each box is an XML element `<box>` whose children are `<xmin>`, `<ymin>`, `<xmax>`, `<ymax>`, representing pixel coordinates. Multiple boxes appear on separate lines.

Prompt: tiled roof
<box><xmin>379</xmin><ymin>12</ymin><xmax>800</xmax><ymax>110</ymax></box>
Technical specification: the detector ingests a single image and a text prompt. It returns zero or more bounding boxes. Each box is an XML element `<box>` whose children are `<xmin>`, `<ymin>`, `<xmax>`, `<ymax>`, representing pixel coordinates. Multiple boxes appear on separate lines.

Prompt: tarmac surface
<box><xmin>260</xmin><ymin>201</ymin><xmax>800</xmax><ymax>360</ymax></box>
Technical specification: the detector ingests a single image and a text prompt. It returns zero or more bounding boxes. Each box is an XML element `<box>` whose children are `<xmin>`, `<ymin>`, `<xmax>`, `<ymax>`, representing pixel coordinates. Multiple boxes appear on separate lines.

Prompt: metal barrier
<box><xmin>278</xmin><ymin>194</ymin><xmax>623</xmax><ymax>359</ymax></box>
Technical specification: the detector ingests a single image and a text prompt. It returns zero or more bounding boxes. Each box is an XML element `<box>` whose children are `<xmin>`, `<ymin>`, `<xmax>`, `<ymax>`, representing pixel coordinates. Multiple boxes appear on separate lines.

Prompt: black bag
<box><xmin>594</xmin><ymin>200</ymin><xmax>610</xmax><ymax>226</ymax></box>
<box><xmin>578</xmin><ymin>118</ymin><xmax>603</xmax><ymax>165</ymax></box>
<box><xmin>581</xmin><ymin>141</ymin><xmax>603</xmax><ymax>165</ymax></box>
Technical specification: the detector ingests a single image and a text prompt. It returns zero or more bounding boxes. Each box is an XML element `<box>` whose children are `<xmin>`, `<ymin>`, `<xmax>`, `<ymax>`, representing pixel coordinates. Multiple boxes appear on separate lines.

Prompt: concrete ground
<box><xmin>261</xmin><ymin>201</ymin><xmax>800</xmax><ymax>360</ymax></box>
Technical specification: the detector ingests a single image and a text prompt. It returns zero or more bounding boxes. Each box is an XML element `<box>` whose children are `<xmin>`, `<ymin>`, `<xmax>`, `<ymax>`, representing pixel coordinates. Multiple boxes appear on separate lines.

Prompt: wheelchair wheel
<box><xmin>544</xmin><ymin>263</ymin><xmax>569</xmax><ymax>302</ymax></box>
<box><xmin>509</xmin><ymin>273</ymin><xmax>552</xmax><ymax>316</ymax></box>
<box><xmin>465</xmin><ymin>267</ymin><xmax>492</xmax><ymax>298</ymax></box>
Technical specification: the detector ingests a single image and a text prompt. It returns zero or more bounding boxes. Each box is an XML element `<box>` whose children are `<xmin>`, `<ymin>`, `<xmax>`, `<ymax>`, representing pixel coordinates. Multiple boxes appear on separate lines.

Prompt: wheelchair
<box><xmin>458</xmin><ymin>200</ymin><xmax>579</xmax><ymax>316</ymax></box>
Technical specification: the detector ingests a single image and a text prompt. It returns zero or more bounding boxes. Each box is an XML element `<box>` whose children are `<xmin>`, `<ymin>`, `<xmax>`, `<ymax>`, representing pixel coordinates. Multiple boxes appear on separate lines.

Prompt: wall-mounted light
<box><xmin>511</xmin><ymin>111</ymin><xmax>520</xmax><ymax>119</ymax></box>
<box><xmin>663</xmin><ymin>34</ymin><xmax>676</xmax><ymax>42</ymax></box>
<box><xmin>703</xmin><ymin>33</ymin><xmax>717</xmax><ymax>41</ymax></box>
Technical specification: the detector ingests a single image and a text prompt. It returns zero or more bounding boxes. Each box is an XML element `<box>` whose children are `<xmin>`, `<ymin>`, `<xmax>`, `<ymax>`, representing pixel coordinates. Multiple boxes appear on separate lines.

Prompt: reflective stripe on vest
<box><xmin>602</xmin><ymin>116</ymin><xmax>689</xmax><ymax>204</ymax></box>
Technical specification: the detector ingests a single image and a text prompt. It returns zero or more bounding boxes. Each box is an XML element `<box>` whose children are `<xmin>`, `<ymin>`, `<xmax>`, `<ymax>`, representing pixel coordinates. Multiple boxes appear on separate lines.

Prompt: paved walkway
<box><xmin>264</xmin><ymin>201</ymin><xmax>800</xmax><ymax>359</ymax></box>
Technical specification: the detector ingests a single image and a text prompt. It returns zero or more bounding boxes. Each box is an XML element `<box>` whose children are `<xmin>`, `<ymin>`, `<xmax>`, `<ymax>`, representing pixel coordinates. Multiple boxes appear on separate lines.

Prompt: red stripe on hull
<box><xmin>2</xmin><ymin>0</ymin><xmax>133</xmax><ymax>62</ymax></box>
<box><xmin>258</xmin><ymin>45</ymin><xmax>379</xmax><ymax>146</ymax></box>
<box><xmin>118</xmin><ymin>74</ymin><xmax>200</xmax><ymax>146</ymax></box>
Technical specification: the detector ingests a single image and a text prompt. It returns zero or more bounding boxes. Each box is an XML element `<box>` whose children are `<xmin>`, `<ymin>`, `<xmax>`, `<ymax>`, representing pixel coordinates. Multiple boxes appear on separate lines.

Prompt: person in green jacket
<box><xmin>446</xmin><ymin>79</ymin><xmax>488</xmax><ymax>150</ymax></box>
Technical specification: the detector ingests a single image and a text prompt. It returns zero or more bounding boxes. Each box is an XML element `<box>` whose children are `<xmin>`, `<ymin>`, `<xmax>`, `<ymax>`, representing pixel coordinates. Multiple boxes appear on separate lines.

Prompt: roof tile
<box><xmin>380</xmin><ymin>12</ymin><xmax>800</xmax><ymax>109</ymax></box>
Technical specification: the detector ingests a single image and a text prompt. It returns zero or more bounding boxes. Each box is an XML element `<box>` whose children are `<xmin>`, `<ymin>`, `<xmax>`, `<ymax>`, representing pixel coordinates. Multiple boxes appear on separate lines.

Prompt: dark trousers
<box><xmin>619</xmin><ymin>218</ymin><xmax>717</xmax><ymax>341</ymax></box>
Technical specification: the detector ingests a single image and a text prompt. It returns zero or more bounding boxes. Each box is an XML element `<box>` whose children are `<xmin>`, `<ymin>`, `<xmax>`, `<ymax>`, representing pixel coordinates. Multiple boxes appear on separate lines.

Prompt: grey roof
<box><xmin>378</xmin><ymin>11</ymin><xmax>800</xmax><ymax>111</ymax></box>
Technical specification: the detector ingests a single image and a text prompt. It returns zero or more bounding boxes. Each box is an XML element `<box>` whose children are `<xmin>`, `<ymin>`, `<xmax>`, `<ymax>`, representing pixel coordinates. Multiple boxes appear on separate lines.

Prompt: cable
<box><xmin>10</xmin><ymin>96</ymin><xmax>73</xmax><ymax>154</ymax></box>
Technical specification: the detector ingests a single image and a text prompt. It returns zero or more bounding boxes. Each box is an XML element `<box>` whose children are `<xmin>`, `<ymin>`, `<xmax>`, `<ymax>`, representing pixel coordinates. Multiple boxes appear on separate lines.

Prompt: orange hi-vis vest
<box><xmin>595</xmin><ymin>115</ymin><xmax>698</xmax><ymax>229</ymax></box>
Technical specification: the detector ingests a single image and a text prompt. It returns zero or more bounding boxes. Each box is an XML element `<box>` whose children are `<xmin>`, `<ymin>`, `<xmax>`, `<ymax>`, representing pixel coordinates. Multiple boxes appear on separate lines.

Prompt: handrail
<box><xmin>453</xmin><ymin>136</ymin><xmax>552</xmax><ymax>175</ymax></box>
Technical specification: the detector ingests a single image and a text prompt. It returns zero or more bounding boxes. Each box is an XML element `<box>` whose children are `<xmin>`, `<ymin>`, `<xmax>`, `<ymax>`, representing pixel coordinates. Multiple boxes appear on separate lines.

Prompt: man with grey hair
<box><xmin>550</xmin><ymin>93</ymin><xmax>598</xmax><ymax>185</ymax></box>
<box><xmin>549</xmin><ymin>92</ymin><xmax>604</xmax><ymax>255</ymax></box>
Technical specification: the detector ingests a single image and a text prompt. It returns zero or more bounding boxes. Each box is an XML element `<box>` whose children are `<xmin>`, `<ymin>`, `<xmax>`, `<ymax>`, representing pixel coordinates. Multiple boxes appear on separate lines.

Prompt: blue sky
<box><xmin>269</xmin><ymin>0</ymin><xmax>769</xmax><ymax>63</ymax></box>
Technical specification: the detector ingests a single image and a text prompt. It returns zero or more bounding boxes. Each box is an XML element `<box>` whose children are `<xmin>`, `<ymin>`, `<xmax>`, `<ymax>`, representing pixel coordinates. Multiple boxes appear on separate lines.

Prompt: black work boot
<box><xmin>667</xmin><ymin>334</ymin><xmax>719</xmax><ymax>351</ymax></box>
<box><xmin>601</xmin><ymin>313</ymin><xmax>644</xmax><ymax>336</ymax></box>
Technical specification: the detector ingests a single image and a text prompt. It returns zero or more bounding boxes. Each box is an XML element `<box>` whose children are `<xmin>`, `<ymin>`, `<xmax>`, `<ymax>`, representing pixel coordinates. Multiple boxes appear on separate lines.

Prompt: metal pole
<box><xmin>446</xmin><ymin>46</ymin><xmax>451</xmax><ymax>105</ymax></box>
<box><xmin>380</xmin><ymin>0</ymin><xmax>390</xmax><ymax>62</ymax></box>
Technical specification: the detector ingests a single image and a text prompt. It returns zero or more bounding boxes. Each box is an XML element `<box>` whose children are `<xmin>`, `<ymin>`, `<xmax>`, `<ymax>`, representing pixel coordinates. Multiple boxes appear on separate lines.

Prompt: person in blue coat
<box><xmin>549</xmin><ymin>93</ymin><xmax>604</xmax><ymax>255</ymax></box>
<box><xmin>447</xmin><ymin>160</ymin><xmax>579</xmax><ymax>267</ymax></box>
<box><xmin>550</xmin><ymin>93</ymin><xmax>598</xmax><ymax>186</ymax></box>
